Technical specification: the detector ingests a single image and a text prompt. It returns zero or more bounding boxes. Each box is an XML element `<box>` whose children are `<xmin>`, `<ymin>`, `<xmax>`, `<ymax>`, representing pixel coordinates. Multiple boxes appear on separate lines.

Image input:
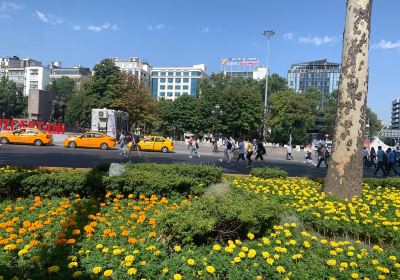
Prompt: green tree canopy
<box><xmin>91</xmin><ymin>59</ymin><xmax>121</xmax><ymax>107</ymax></box>
<box><xmin>45</xmin><ymin>77</ymin><xmax>76</xmax><ymax>98</ymax></box>
<box><xmin>0</xmin><ymin>75</ymin><xmax>26</xmax><ymax>118</ymax></box>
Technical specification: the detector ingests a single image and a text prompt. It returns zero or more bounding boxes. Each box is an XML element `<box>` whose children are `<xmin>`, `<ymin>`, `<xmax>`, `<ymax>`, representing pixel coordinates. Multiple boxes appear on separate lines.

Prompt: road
<box><xmin>0</xmin><ymin>142</ymin><xmax>381</xmax><ymax>177</ymax></box>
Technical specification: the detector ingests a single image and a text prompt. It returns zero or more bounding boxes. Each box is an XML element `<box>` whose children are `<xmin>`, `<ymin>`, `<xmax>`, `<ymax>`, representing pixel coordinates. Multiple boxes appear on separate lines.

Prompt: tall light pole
<box><xmin>262</xmin><ymin>30</ymin><xmax>275</xmax><ymax>141</ymax></box>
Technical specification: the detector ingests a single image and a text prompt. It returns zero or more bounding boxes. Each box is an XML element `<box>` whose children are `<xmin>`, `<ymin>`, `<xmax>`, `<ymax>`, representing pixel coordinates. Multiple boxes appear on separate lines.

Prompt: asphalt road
<box><xmin>0</xmin><ymin>142</ymin><xmax>383</xmax><ymax>177</ymax></box>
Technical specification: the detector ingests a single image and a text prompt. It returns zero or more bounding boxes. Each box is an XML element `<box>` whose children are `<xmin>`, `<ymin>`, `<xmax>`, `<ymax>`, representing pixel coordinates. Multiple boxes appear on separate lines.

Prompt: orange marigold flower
<box><xmin>5</xmin><ymin>227</ymin><xmax>14</xmax><ymax>233</ymax></box>
<box><xmin>67</xmin><ymin>239</ymin><xmax>76</xmax><ymax>245</ymax></box>
<box><xmin>72</xmin><ymin>229</ymin><xmax>81</xmax><ymax>235</ymax></box>
<box><xmin>128</xmin><ymin>237</ymin><xmax>137</xmax><ymax>244</ymax></box>
<box><xmin>103</xmin><ymin>228</ymin><xmax>111</xmax><ymax>235</ymax></box>
<box><xmin>23</xmin><ymin>221</ymin><xmax>31</xmax><ymax>227</ymax></box>
<box><xmin>148</xmin><ymin>232</ymin><xmax>157</xmax><ymax>238</ymax></box>
<box><xmin>121</xmin><ymin>230</ymin><xmax>129</xmax><ymax>237</ymax></box>
<box><xmin>84</xmin><ymin>225</ymin><xmax>94</xmax><ymax>234</ymax></box>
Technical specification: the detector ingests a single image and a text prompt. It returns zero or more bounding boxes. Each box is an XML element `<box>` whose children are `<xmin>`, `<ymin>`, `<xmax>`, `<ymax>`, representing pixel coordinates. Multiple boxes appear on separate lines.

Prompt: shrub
<box><xmin>250</xmin><ymin>167</ymin><xmax>288</xmax><ymax>179</ymax></box>
<box><xmin>158</xmin><ymin>188</ymin><xmax>282</xmax><ymax>245</ymax></box>
<box><xmin>363</xmin><ymin>177</ymin><xmax>400</xmax><ymax>189</ymax></box>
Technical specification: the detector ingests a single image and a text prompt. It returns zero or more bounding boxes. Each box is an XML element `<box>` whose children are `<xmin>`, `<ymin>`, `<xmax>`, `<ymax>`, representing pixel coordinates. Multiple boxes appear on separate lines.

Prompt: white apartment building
<box><xmin>24</xmin><ymin>66</ymin><xmax>51</xmax><ymax>95</ymax></box>
<box><xmin>151</xmin><ymin>64</ymin><xmax>207</xmax><ymax>101</ymax></box>
<box><xmin>111</xmin><ymin>57</ymin><xmax>152</xmax><ymax>89</ymax></box>
<box><xmin>224</xmin><ymin>66</ymin><xmax>267</xmax><ymax>80</ymax></box>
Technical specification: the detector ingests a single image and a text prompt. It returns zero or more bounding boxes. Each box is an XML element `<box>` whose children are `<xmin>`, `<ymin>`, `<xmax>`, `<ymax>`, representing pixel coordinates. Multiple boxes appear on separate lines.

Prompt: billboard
<box><xmin>220</xmin><ymin>57</ymin><xmax>259</xmax><ymax>66</ymax></box>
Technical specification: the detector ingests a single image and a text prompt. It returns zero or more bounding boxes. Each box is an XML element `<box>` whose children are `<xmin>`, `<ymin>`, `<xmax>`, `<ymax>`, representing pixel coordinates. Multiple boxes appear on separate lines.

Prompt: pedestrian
<box><xmin>246</xmin><ymin>139</ymin><xmax>253</xmax><ymax>166</ymax></box>
<box><xmin>191</xmin><ymin>137</ymin><xmax>200</xmax><ymax>158</ymax></box>
<box><xmin>303</xmin><ymin>144</ymin><xmax>315</xmax><ymax>166</ymax></box>
<box><xmin>230</xmin><ymin>136</ymin><xmax>237</xmax><ymax>160</ymax></box>
<box><xmin>316</xmin><ymin>144</ymin><xmax>328</xmax><ymax>168</ymax></box>
<box><xmin>236</xmin><ymin>137</ymin><xmax>245</xmax><ymax>163</ymax></box>
<box><xmin>253</xmin><ymin>139</ymin><xmax>266</xmax><ymax>165</ymax></box>
<box><xmin>363</xmin><ymin>147</ymin><xmax>370</xmax><ymax>167</ymax></box>
<box><xmin>188</xmin><ymin>135</ymin><xmax>194</xmax><ymax>158</ymax></box>
<box><xmin>252</xmin><ymin>139</ymin><xmax>257</xmax><ymax>154</ymax></box>
<box><xmin>370</xmin><ymin>146</ymin><xmax>377</xmax><ymax>168</ymax></box>
<box><xmin>220</xmin><ymin>136</ymin><xmax>232</xmax><ymax>163</ymax></box>
<box><xmin>374</xmin><ymin>146</ymin><xmax>387</xmax><ymax>177</ymax></box>
<box><xmin>387</xmin><ymin>148</ymin><xmax>398</xmax><ymax>175</ymax></box>
<box><xmin>286</xmin><ymin>143</ymin><xmax>293</xmax><ymax>160</ymax></box>
<box><xmin>117</xmin><ymin>131</ymin><xmax>127</xmax><ymax>156</ymax></box>
<box><xmin>131</xmin><ymin>134</ymin><xmax>141</xmax><ymax>157</ymax></box>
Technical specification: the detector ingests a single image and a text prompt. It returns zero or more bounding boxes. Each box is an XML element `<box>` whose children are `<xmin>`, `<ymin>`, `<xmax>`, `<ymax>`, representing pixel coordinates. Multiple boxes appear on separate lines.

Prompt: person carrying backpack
<box><xmin>253</xmin><ymin>139</ymin><xmax>266</xmax><ymax>165</ymax></box>
<box><xmin>316</xmin><ymin>144</ymin><xmax>328</xmax><ymax>168</ymax></box>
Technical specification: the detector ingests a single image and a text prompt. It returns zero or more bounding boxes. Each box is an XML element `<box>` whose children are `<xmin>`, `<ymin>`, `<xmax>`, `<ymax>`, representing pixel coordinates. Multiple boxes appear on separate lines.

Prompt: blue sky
<box><xmin>1</xmin><ymin>0</ymin><xmax>399</xmax><ymax>123</ymax></box>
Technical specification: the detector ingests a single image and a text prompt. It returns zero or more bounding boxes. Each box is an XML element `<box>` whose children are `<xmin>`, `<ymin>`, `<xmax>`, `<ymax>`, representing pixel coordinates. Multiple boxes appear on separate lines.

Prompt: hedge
<box><xmin>250</xmin><ymin>167</ymin><xmax>288</xmax><ymax>179</ymax></box>
<box><xmin>313</xmin><ymin>177</ymin><xmax>400</xmax><ymax>190</ymax></box>
<box><xmin>0</xmin><ymin>163</ymin><xmax>223</xmax><ymax>199</ymax></box>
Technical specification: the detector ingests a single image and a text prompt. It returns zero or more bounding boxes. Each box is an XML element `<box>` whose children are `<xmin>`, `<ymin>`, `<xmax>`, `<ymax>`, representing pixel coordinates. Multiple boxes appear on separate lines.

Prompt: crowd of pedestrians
<box><xmin>363</xmin><ymin>145</ymin><xmax>400</xmax><ymax>177</ymax></box>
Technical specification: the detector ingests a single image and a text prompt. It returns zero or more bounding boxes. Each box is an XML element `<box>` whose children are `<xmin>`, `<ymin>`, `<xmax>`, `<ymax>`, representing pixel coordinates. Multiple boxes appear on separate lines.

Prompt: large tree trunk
<box><xmin>325</xmin><ymin>0</ymin><xmax>373</xmax><ymax>200</ymax></box>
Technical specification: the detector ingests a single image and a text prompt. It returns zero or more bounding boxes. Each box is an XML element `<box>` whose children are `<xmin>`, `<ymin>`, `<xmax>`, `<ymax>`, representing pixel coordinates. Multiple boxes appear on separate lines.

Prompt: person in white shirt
<box><xmin>286</xmin><ymin>142</ymin><xmax>293</xmax><ymax>160</ymax></box>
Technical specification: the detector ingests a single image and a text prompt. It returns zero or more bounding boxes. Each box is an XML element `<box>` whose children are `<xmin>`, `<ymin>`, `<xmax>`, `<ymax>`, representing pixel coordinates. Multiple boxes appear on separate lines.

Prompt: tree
<box><xmin>365</xmin><ymin>107</ymin><xmax>383</xmax><ymax>139</ymax></box>
<box><xmin>325</xmin><ymin>0</ymin><xmax>373</xmax><ymax>199</ymax></box>
<box><xmin>109</xmin><ymin>72</ymin><xmax>157</xmax><ymax>131</ymax></box>
<box><xmin>91</xmin><ymin>59</ymin><xmax>120</xmax><ymax>107</ymax></box>
<box><xmin>45</xmin><ymin>77</ymin><xmax>76</xmax><ymax>98</ymax></box>
<box><xmin>0</xmin><ymin>75</ymin><xmax>26</xmax><ymax>118</ymax></box>
<box><xmin>268</xmin><ymin>89</ymin><xmax>316</xmax><ymax>144</ymax></box>
<box><xmin>266</xmin><ymin>73</ymin><xmax>288</xmax><ymax>95</ymax></box>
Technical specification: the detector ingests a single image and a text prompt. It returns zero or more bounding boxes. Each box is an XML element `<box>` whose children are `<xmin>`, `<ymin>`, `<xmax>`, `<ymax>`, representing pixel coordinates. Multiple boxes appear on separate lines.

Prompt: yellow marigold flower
<box><xmin>125</xmin><ymin>255</ymin><xmax>135</xmax><ymax>262</ymax></box>
<box><xmin>233</xmin><ymin>257</ymin><xmax>241</xmax><ymax>263</ymax></box>
<box><xmin>262</xmin><ymin>237</ymin><xmax>271</xmax><ymax>245</ymax></box>
<box><xmin>113</xmin><ymin>249</ymin><xmax>122</xmax><ymax>255</ymax></box>
<box><xmin>326</xmin><ymin>259</ymin><xmax>337</xmax><ymax>266</ymax></box>
<box><xmin>18</xmin><ymin>249</ymin><xmax>28</xmax><ymax>256</ymax></box>
<box><xmin>102</xmin><ymin>248</ymin><xmax>109</xmax><ymax>253</ymax></box>
<box><xmin>266</xmin><ymin>258</ymin><xmax>274</xmax><ymax>265</ymax></box>
<box><xmin>351</xmin><ymin>274</ymin><xmax>359</xmax><ymax>279</ymax></box>
<box><xmin>340</xmin><ymin>262</ymin><xmax>348</xmax><ymax>268</ymax></box>
<box><xmin>72</xmin><ymin>271</ymin><xmax>82</xmax><ymax>278</ymax></box>
<box><xmin>289</xmin><ymin>239</ymin><xmax>297</xmax><ymax>245</ymax></box>
<box><xmin>256</xmin><ymin>276</ymin><xmax>262</xmax><ymax>280</ymax></box>
<box><xmin>162</xmin><ymin>267</ymin><xmax>169</xmax><ymax>273</ymax></box>
<box><xmin>290</xmin><ymin>223</ymin><xmax>296</xmax><ymax>228</ymax></box>
<box><xmin>103</xmin><ymin>270</ymin><xmax>113</xmax><ymax>277</ymax></box>
<box><xmin>206</xmin><ymin>266</ymin><xmax>215</xmax><ymax>274</ymax></box>
<box><xmin>212</xmin><ymin>244</ymin><xmax>221</xmax><ymax>251</ymax></box>
<box><xmin>235</xmin><ymin>239</ymin><xmax>242</xmax><ymax>245</ymax></box>
<box><xmin>262</xmin><ymin>251</ymin><xmax>270</xmax><ymax>258</ymax></box>
<box><xmin>303</xmin><ymin>241</ymin><xmax>311</xmax><ymax>248</ymax></box>
<box><xmin>389</xmin><ymin>256</ymin><xmax>397</xmax><ymax>261</ymax></box>
<box><xmin>96</xmin><ymin>244</ymin><xmax>103</xmax><ymax>249</ymax></box>
<box><xmin>238</xmin><ymin>251</ymin><xmax>246</xmax><ymax>258</ymax></box>
<box><xmin>173</xmin><ymin>273</ymin><xmax>182</xmax><ymax>280</ymax></box>
<box><xmin>127</xmin><ymin>268</ymin><xmax>137</xmax><ymax>275</ymax></box>
<box><xmin>68</xmin><ymin>262</ymin><xmax>78</xmax><ymax>269</ymax></box>
<box><xmin>372</xmin><ymin>260</ymin><xmax>379</xmax><ymax>265</ymax></box>
<box><xmin>92</xmin><ymin>267</ymin><xmax>102</xmax><ymax>274</ymax></box>
<box><xmin>276</xmin><ymin>266</ymin><xmax>286</xmax><ymax>274</ymax></box>
<box><xmin>225</xmin><ymin>246</ymin><xmax>233</xmax><ymax>253</ymax></box>
<box><xmin>247</xmin><ymin>232</ymin><xmax>255</xmax><ymax>240</ymax></box>
<box><xmin>174</xmin><ymin>245</ymin><xmax>182</xmax><ymax>252</ymax></box>
<box><xmin>378</xmin><ymin>275</ymin><xmax>385</xmax><ymax>280</ymax></box>
<box><xmin>48</xmin><ymin>266</ymin><xmax>60</xmax><ymax>274</ymax></box>
<box><xmin>320</xmin><ymin>239</ymin><xmax>328</xmax><ymax>245</ymax></box>
<box><xmin>187</xmin><ymin>259</ymin><xmax>195</xmax><ymax>266</ymax></box>
<box><xmin>248</xmin><ymin>249</ymin><xmax>257</xmax><ymax>258</ymax></box>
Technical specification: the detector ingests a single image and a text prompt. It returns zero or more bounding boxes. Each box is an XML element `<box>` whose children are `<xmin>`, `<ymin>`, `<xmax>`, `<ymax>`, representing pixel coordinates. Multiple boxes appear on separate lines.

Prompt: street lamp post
<box><xmin>262</xmin><ymin>30</ymin><xmax>276</xmax><ymax>141</ymax></box>
<box><xmin>211</xmin><ymin>104</ymin><xmax>223</xmax><ymax>140</ymax></box>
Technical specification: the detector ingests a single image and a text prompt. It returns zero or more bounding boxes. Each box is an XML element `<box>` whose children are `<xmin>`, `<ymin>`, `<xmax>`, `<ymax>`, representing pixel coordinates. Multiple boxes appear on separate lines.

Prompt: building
<box><xmin>392</xmin><ymin>98</ymin><xmax>400</xmax><ymax>129</ymax></box>
<box><xmin>27</xmin><ymin>89</ymin><xmax>56</xmax><ymax>121</ymax></box>
<box><xmin>0</xmin><ymin>56</ymin><xmax>42</xmax><ymax>92</ymax></box>
<box><xmin>49</xmin><ymin>61</ymin><xmax>91</xmax><ymax>84</ymax></box>
<box><xmin>224</xmin><ymin>67</ymin><xmax>267</xmax><ymax>80</ymax></box>
<box><xmin>24</xmin><ymin>66</ymin><xmax>51</xmax><ymax>95</ymax></box>
<box><xmin>111</xmin><ymin>57</ymin><xmax>152</xmax><ymax>89</ymax></box>
<box><xmin>287</xmin><ymin>59</ymin><xmax>341</xmax><ymax>98</ymax></box>
<box><xmin>151</xmin><ymin>64</ymin><xmax>207</xmax><ymax>100</ymax></box>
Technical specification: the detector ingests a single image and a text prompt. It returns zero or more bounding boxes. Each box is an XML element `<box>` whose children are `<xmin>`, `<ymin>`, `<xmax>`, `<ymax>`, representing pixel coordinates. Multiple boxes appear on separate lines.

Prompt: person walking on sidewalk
<box><xmin>253</xmin><ymin>140</ymin><xmax>266</xmax><ymax>165</ymax></box>
<box><xmin>221</xmin><ymin>136</ymin><xmax>232</xmax><ymax>163</ymax></box>
<box><xmin>236</xmin><ymin>137</ymin><xmax>245</xmax><ymax>164</ymax></box>
<box><xmin>363</xmin><ymin>147</ymin><xmax>370</xmax><ymax>167</ymax></box>
<box><xmin>117</xmin><ymin>131</ymin><xmax>127</xmax><ymax>156</ymax></box>
<box><xmin>286</xmin><ymin>143</ymin><xmax>294</xmax><ymax>160</ymax></box>
<box><xmin>370</xmin><ymin>146</ymin><xmax>377</xmax><ymax>168</ymax></box>
<box><xmin>387</xmin><ymin>148</ymin><xmax>398</xmax><ymax>175</ymax></box>
<box><xmin>316</xmin><ymin>144</ymin><xmax>328</xmax><ymax>168</ymax></box>
<box><xmin>374</xmin><ymin>146</ymin><xmax>387</xmax><ymax>177</ymax></box>
<box><xmin>246</xmin><ymin>139</ymin><xmax>253</xmax><ymax>165</ymax></box>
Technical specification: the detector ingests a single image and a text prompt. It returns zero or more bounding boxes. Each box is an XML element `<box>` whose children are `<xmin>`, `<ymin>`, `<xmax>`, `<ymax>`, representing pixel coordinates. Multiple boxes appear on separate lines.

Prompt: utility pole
<box><xmin>262</xmin><ymin>30</ymin><xmax>275</xmax><ymax>141</ymax></box>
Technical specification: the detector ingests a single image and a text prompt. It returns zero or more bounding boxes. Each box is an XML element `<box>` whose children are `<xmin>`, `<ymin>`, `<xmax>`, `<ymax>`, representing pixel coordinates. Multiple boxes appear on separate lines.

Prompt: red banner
<box><xmin>0</xmin><ymin>119</ymin><xmax>65</xmax><ymax>134</ymax></box>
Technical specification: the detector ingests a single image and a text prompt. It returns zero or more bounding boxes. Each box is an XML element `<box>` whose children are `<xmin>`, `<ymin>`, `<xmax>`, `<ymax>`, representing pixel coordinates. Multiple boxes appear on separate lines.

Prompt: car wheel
<box><xmin>161</xmin><ymin>146</ymin><xmax>169</xmax><ymax>153</ymax></box>
<box><xmin>34</xmin><ymin>139</ymin><xmax>43</xmax><ymax>146</ymax></box>
<box><xmin>100</xmin><ymin>143</ymin><xmax>108</xmax><ymax>150</ymax></box>
<box><xmin>68</xmin><ymin>141</ymin><xmax>77</xmax><ymax>148</ymax></box>
<box><xmin>0</xmin><ymin>137</ymin><xmax>9</xmax><ymax>144</ymax></box>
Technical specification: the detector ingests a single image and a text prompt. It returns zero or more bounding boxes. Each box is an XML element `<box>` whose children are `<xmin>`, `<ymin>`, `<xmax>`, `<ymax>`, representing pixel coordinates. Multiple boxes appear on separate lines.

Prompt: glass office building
<box><xmin>287</xmin><ymin>59</ymin><xmax>341</xmax><ymax>99</ymax></box>
<box><xmin>151</xmin><ymin>64</ymin><xmax>206</xmax><ymax>100</ymax></box>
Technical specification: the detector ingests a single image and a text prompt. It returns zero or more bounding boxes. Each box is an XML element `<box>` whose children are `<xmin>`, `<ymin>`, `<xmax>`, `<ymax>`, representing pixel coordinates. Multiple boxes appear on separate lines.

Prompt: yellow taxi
<box><xmin>137</xmin><ymin>136</ymin><xmax>174</xmax><ymax>153</ymax></box>
<box><xmin>0</xmin><ymin>128</ymin><xmax>53</xmax><ymax>146</ymax></box>
<box><xmin>64</xmin><ymin>132</ymin><xmax>116</xmax><ymax>150</ymax></box>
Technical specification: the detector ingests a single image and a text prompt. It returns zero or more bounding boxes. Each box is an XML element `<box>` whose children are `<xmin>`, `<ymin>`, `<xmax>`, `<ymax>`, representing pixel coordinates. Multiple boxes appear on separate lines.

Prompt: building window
<box><xmin>168</xmin><ymin>78</ymin><xmax>173</xmax><ymax>83</ymax></box>
<box><xmin>167</xmin><ymin>92</ymin><xmax>173</xmax><ymax>97</ymax></box>
<box><xmin>191</xmin><ymin>71</ymin><xmax>201</xmax><ymax>77</ymax></box>
<box><xmin>175</xmin><ymin>85</ymin><xmax>181</xmax><ymax>90</ymax></box>
<box><xmin>160</xmin><ymin>72</ymin><xmax>166</xmax><ymax>76</ymax></box>
<box><xmin>175</xmin><ymin>78</ymin><xmax>181</xmax><ymax>83</ymax></box>
<box><xmin>183</xmin><ymin>78</ymin><xmax>189</xmax><ymax>83</ymax></box>
<box><xmin>175</xmin><ymin>92</ymin><xmax>181</xmax><ymax>97</ymax></box>
<box><xmin>160</xmin><ymin>85</ymin><xmax>165</xmax><ymax>90</ymax></box>
<box><xmin>190</xmin><ymin>78</ymin><xmax>199</xmax><ymax>96</ymax></box>
<box><xmin>30</xmin><ymin>70</ymin><xmax>39</xmax><ymax>76</ymax></box>
<box><xmin>183</xmin><ymin>85</ymin><xmax>189</xmax><ymax>90</ymax></box>
<box><xmin>160</xmin><ymin>78</ymin><xmax>166</xmax><ymax>83</ymax></box>
<box><xmin>175</xmin><ymin>72</ymin><xmax>182</xmax><ymax>76</ymax></box>
<box><xmin>29</xmin><ymin>81</ymin><xmax>38</xmax><ymax>89</ymax></box>
<box><xmin>152</xmin><ymin>79</ymin><xmax>158</xmax><ymax>97</ymax></box>
<box><xmin>160</xmin><ymin>92</ymin><xmax>165</xmax><ymax>97</ymax></box>
<box><xmin>167</xmin><ymin>85</ymin><xmax>173</xmax><ymax>90</ymax></box>
<box><xmin>152</xmin><ymin>71</ymin><xmax>159</xmax><ymax>76</ymax></box>
<box><xmin>183</xmin><ymin>72</ymin><xmax>189</xmax><ymax>76</ymax></box>
<box><xmin>168</xmin><ymin>72</ymin><xmax>174</xmax><ymax>76</ymax></box>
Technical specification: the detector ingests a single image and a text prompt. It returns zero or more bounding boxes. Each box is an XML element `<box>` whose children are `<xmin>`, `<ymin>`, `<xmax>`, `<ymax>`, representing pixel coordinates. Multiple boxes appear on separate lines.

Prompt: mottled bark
<box><xmin>325</xmin><ymin>0</ymin><xmax>373</xmax><ymax>200</ymax></box>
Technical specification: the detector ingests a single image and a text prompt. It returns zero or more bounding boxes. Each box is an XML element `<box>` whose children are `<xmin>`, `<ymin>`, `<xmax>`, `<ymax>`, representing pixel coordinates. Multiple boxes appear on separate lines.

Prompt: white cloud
<box><xmin>35</xmin><ymin>10</ymin><xmax>48</xmax><ymax>23</ymax></box>
<box><xmin>88</xmin><ymin>25</ymin><xmax>102</xmax><ymax>32</ymax></box>
<box><xmin>372</xmin><ymin>39</ymin><xmax>400</xmax><ymax>50</ymax></box>
<box><xmin>201</xmin><ymin>27</ymin><xmax>210</xmax><ymax>33</ymax></box>
<box><xmin>148</xmin><ymin>23</ymin><xmax>165</xmax><ymax>31</ymax></box>
<box><xmin>283</xmin><ymin>32</ymin><xmax>294</xmax><ymax>40</ymax></box>
<box><xmin>72</xmin><ymin>24</ymin><xmax>81</xmax><ymax>31</ymax></box>
<box><xmin>111</xmin><ymin>24</ymin><xmax>118</xmax><ymax>31</ymax></box>
<box><xmin>102</xmin><ymin>22</ymin><xmax>110</xmax><ymax>29</ymax></box>
<box><xmin>298</xmin><ymin>35</ymin><xmax>337</xmax><ymax>46</ymax></box>
<box><xmin>34</xmin><ymin>10</ymin><xmax>63</xmax><ymax>25</ymax></box>
<box><xmin>0</xmin><ymin>2</ymin><xmax>24</xmax><ymax>12</ymax></box>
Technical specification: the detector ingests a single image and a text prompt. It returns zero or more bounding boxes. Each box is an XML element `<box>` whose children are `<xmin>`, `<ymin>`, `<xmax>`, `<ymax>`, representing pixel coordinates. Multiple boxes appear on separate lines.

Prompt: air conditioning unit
<box><xmin>98</xmin><ymin>108</ymin><xmax>108</xmax><ymax>119</ymax></box>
